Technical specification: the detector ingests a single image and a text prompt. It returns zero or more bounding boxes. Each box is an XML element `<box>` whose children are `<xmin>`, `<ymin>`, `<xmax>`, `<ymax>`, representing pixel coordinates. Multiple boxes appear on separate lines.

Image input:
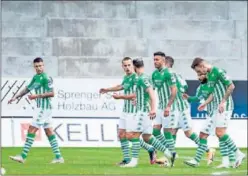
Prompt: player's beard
<box><xmin>200</xmin><ymin>78</ymin><xmax>208</xmax><ymax>84</ymax></box>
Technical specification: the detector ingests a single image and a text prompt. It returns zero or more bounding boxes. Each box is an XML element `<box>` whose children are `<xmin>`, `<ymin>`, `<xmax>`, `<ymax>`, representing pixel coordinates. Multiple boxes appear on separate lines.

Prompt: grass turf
<box><xmin>1</xmin><ymin>147</ymin><xmax>247</xmax><ymax>175</ymax></box>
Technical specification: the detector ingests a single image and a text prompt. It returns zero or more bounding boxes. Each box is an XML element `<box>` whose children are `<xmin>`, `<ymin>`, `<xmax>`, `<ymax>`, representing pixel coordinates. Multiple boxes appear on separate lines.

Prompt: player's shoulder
<box><xmin>141</xmin><ymin>73</ymin><xmax>150</xmax><ymax>80</ymax></box>
<box><xmin>212</xmin><ymin>66</ymin><xmax>226</xmax><ymax>74</ymax></box>
<box><xmin>151</xmin><ymin>69</ymin><xmax>159</xmax><ymax>76</ymax></box>
<box><xmin>42</xmin><ymin>73</ymin><xmax>53</xmax><ymax>82</ymax></box>
<box><xmin>165</xmin><ymin>67</ymin><xmax>174</xmax><ymax>74</ymax></box>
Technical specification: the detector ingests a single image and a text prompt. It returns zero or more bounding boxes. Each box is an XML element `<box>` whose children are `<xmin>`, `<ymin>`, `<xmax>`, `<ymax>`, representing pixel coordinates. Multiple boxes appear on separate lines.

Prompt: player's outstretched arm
<box><xmin>187</xmin><ymin>95</ymin><xmax>200</xmax><ymax>103</ymax></box>
<box><xmin>8</xmin><ymin>87</ymin><xmax>30</xmax><ymax>104</ymax></box>
<box><xmin>99</xmin><ymin>85</ymin><xmax>123</xmax><ymax>94</ymax></box>
<box><xmin>112</xmin><ymin>93</ymin><xmax>136</xmax><ymax>100</ymax></box>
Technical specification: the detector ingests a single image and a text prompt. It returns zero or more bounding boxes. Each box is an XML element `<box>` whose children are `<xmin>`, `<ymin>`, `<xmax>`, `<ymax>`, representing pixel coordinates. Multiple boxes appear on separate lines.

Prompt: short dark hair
<box><xmin>122</xmin><ymin>57</ymin><xmax>132</xmax><ymax>63</ymax></box>
<box><xmin>133</xmin><ymin>58</ymin><xmax>144</xmax><ymax>68</ymax></box>
<box><xmin>165</xmin><ymin>56</ymin><xmax>174</xmax><ymax>68</ymax></box>
<box><xmin>191</xmin><ymin>57</ymin><xmax>204</xmax><ymax>69</ymax></box>
<box><xmin>33</xmin><ymin>57</ymin><xmax>43</xmax><ymax>63</ymax></box>
<box><xmin>153</xmin><ymin>51</ymin><xmax>166</xmax><ymax>57</ymax></box>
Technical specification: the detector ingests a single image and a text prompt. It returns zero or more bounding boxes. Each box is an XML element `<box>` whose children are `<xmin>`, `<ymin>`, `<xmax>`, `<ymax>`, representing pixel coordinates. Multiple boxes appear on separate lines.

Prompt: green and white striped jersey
<box><xmin>27</xmin><ymin>73</ymin><xmax>53</xmax><ymax>109</ymax></box>
<box><xmin>206</xmin><ymin>66</ymin><xmax>234</xmax><ymax>111</ymax></box>
<box><xmin>188</xmin><ymin>83</ymin><xmax>216</xmax><ymax>117</ymax></box>
<box><xmin>135</xmin><ymin>73</ymin><xmax>151</xmax><ymax>113</ymax></box>
<box><xmin>151</xmin><ymin>67</ymin><xmax>178</xmax><ymax>111</ymax></box>
<box><xmin>121</xmin><ymin>73</ymin><xmax>137</xmax><ymax>113</ymax></box>
<box><xmin>175</xmin><ymin>74</ymin><xmax>190</xmax><ymax>112</ymax></box>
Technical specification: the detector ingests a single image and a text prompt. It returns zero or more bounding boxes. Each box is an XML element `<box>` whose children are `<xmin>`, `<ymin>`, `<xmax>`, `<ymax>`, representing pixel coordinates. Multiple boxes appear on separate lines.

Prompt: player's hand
<box><xmin>198</xmin><ymin>104</ymin><xmax>206</xmax><ymax>111</ymax></box>
<box><xmin>218</xmin><ymin>102</ymin><xmax>225</xmax><ymax>113</ymax></box>
<box><xmin>149</xmin><ymin>110</ymin><xmax>156</xmax><ymax>120</ymax></box>
<box><xmin>28</xmin><ymin>94</ymin><xmax>38</xmax><ymax>100</ymax></box>
<box><xmin>112</xmin><ymin>93</ymin><xmax>121</xmax><ymax>99</ymax></box>
<box><xmin>131</xmin><ymin>98</ymin><xmax>137</xmax><ymax>106</ymax></box>
<box><xmin>182</xmin><ymin>93</ymin><xmax>189</xmax><ymax>99</ymax></box>
<box><xmin>164</xmin><ymin>106</ymin><xmax>171</xmax><ymax>117</ymax></box>
<box><xmin>8</xmin><ymin>97</ymin><xmax>17</xmax><ymax>104</ymax></box>
<box><xmin>99</xmin><ymin>88</ymin><xmax>108</xmax><ymax>94</ymax></box>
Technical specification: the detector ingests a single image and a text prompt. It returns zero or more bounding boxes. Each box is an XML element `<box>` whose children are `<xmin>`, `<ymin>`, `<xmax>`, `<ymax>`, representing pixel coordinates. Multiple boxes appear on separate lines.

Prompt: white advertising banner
<box><xmin>1</xmin><ymin>118</ymin><xmax>247</xmax><ymax>148</ymax></box>
<box><xmin>1</xmin><ymin>78</ymin><xmax>124</xmax><ymax>117</ymax></box>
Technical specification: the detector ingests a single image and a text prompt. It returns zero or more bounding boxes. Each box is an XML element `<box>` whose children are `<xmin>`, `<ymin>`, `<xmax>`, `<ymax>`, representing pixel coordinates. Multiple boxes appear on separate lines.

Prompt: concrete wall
<box><xmin>2</xmin><ymin>1</ymin><xmax>247</xmax><ymax>79</ymax></box>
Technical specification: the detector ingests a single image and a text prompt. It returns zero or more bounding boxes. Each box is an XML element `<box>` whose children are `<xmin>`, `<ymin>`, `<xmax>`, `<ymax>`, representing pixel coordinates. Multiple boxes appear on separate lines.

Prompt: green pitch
<box><xmin>2</xmin><ymin>147</ymin><xmax>247</xmax><ymax>175</ymax></box>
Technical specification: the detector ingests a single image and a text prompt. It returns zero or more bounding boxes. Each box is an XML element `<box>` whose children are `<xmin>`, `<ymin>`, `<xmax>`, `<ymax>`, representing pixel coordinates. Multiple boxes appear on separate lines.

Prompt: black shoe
<box><xmin>116</xmin><ymin>160</ymin><xmax>130</xmax><ymax>166</ymax></box>
<box><xmin>148</xmin><ymin>149</ymin><xmax>157</xmax><ymax>164</ymax></box>
<box><xmin>171</xmin><ymin>152</ymin><xmax>176</xmax><ymax>167</ymax></box>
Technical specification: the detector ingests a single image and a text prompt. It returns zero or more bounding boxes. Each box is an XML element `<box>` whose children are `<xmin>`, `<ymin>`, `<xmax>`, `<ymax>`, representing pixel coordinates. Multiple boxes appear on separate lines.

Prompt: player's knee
<box><xmin>28</xmin><ymin>125</ymin><xmax>39</xmax><ymax>134</ymax></box>
<box><xmin>125</xmin><ymin>133</ymin><xmax>134</xmax><ymax>140</ymax></box>
<box><xmin>199</xmin><ymin>132</ymin><xmax>208</xmax><ymax>139</ymax></box>
<box><xmin>184</xmin><ymin>130</ymin><xmax>192</xmax><ymax>138</ymax></box>
<box><xmin>44</xmin><ymin>128</ymin><xmax>54</xmax><ymax>136</ymax></box>
<box><xmin>215</xmin><ymin>129</ymin><xmax>225</xmax><ymax>138</ymax></box>
<box><xmin>163</xmin><ymin>128</ymin><xmax>170</xmax><ymax>133</ymax></box>
<box><xmin>118</xmin><ymin>130</ymin><xmax>126</xmax><ymax>139</ymax></box>
<box><xmin>142</xmin><ymin>135</ymin><xmax>150</xmax><ymax>143</ymax></box>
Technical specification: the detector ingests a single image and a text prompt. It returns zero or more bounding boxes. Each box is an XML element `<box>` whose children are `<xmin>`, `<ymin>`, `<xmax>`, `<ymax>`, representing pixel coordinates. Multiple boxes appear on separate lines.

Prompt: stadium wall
<box><xmin>1</xmin><ymin>1</ymin><xmax>247</xmax><ymax>80</ymax></box>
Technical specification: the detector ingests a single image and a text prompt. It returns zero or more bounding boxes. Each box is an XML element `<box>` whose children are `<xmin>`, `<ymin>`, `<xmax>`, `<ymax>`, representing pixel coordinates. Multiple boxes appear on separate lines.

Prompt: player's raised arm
<box><xmin>99</xmin><ymin>85</ymin><xmax>123</xmax><ymax>94</ymax></box>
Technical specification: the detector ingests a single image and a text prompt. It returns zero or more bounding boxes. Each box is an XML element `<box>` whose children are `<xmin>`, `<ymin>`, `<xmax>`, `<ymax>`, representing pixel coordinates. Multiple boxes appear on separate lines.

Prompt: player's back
<box><xmin>175</xmin><ymin>73</ymin><xmax>189</xmax><ymax>111</ymax></box>
<box><xmin>122</xmin><ymin>73</ymin><xmax>137</xmax><ymax>113</ymax></box>
<box><xmin>135</xmin><ymin>73</ymin><xmax>151</xmax><ymax>112</ymax></box>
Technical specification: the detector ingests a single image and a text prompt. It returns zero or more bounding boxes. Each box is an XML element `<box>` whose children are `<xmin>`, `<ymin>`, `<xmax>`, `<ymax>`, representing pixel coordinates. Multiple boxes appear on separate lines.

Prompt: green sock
<box><xmin>21</xmin><ymin>133</ymin><xmax>35</xmax><ymax>159</ymax></box>
<box><xmin>222</xmin><ymin>134</ymin><xmax>238</xmax><ymax>153</ymax></box>
<box><xmin>148</xmin><ymin>136</ymin><xmax>167</xmax><ymax>153</ymax></box>
<box><xmin>48</xmin><ymin>135</ymin><xmax>62</xmax><ymax>159</ymax></box>
<box><xmin>189</xmin><ymin>132</ymin><xmax>200</xmax><ymax>145</ymax></box>
<box><xmin>219</xmin><ymin>136</ymin><xmax>229</xmax><ymax>157</ymax></box>
<box><xmin>120</xmin><ymin>138</ymin><xmax>130</xmax><ymax>161</ymax></box>
<box><xmin>194</xmin><ymin>138</ymin><xmax>208</xmax><ymax>163</ymax></box>
<box><xmin>153</xmin><ymin>128</ymin><xmax>167</xmax><ymax>146</ymax></box>
<box><xmin>164</xmin><ymin>132</ymin><xmax>175</xmax><ymax>152</ymax></box>
<box><xmin>131</xmin><ymin>138</ymin><xmax>140</xmax><ymax>159</ymax></box>
<box><xmin>140</xmin><ymin>139</ymin><xmax>154</xmax><ymax>152</ymax></box>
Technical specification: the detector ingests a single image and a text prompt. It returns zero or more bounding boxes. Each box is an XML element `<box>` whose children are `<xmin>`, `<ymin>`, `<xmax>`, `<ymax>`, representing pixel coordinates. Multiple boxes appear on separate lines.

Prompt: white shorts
<box><xmin>162</xmin><ymin>110</ymin><xmax>179</xmax><ymax>129</ymax></box>
<box><xmin>212</xmin><ymin>110</ymin><xmax>232</xmax><ymax>128</ymax></box>
<box><xmin>119</xmin><ymin>112</ymin><xmax>135</xmax><ymax>130</ymax></box>
<box><xmin>153</xmin><ymin>109</ymin><xmax>164</xmax><ymax>126</ymax></box>
<box><xmin>201</xmin><ymin>116</ymin><xmax>215</xmax><ymax>135</ymax></box>
<box><xmin>31</xmin><ymin>108</ymin><xmax>53</xmax><ymax>129</ymax></box>
<box><xmin>177</xmin><ymin>109</ymin><xmax>193</xmax><ymax>131</ymax></box>
<box><xmin>126</xmin><ymin>111</ymin><xmax>153</xmax><ymax>134</ymax></box>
